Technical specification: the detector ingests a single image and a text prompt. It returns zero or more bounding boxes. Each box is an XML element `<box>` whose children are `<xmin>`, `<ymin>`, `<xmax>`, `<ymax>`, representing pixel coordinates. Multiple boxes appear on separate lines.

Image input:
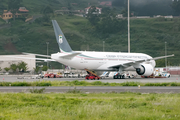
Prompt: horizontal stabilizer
<box><xmin>22</xmin><ymin>52</ymin><xmax>51</xmax><ymax>58</ymax></box>
<box><xmin>3</xmin><ymin>56</ymin><xmax>55</xmax><ymax>62</ymax></box>
<box><xmin>60</xmin><ymin>52</ymin><xmax>81</xmax><ymax>59</ymax></box>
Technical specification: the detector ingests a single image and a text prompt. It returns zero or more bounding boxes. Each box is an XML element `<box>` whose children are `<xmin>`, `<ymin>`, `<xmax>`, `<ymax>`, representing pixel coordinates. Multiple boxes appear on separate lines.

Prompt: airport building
<box><xmin>0</xmin><ymin>55</ymin><xmax>35</xmax><ymax>72</ymax></box>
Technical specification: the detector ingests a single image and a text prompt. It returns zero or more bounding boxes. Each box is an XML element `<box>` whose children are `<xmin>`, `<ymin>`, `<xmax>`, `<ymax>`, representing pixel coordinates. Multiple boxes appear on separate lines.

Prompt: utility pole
<box><xmin>103</xmin><ymin>41</ymin><xmax>105</xmax><ymax>52</ymax></box>
<box><xmin>128</xmin><ymin>0</ymin><xmax>130</xmax><ymax>53</ymax></box>
<box><xmin>46</xmin><ymin>42</ymin><xmax>49</xmax><ymax>68</ymax></box>
<box><xmin>165</xmin><ymin>42</ymin><xmax>167</xmax><ymax>72</ymax></box>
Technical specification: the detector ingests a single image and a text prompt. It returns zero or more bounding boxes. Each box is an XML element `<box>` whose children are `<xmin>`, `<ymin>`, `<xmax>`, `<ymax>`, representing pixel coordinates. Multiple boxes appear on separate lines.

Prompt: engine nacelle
<box><xmin>136</xmin><ymin>64</ymin><xmax>154</xmax><ymax>76</ymax></box>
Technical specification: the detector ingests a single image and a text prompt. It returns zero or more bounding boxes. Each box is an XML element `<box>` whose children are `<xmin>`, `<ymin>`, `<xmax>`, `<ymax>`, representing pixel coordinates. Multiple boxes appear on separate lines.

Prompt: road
<box><xmin>0</xmin><ymin>86</ymin><xmax>180</xmax><ymax>93</ymax></box>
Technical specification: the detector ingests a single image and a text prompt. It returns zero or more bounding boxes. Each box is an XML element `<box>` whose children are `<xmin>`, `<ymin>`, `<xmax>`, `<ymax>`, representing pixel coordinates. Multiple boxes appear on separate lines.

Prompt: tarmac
<box><xmin>0</xmin><ymin>75</ymin><xmax>180</xmax><ymax>93</ymax></box>
<box><xmin>0</xmin><ymin>86</ymin><xmax>180</xmax><ymax>93</ymax></box>
<box><xmin>0</xmin><ymin>75</ymin><xmax>180</xmax><ymax>83</ymax></box>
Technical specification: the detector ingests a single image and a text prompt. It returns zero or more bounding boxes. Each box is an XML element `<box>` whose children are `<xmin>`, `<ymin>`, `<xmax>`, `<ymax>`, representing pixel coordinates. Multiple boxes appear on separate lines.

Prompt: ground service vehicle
<box><xmin>141</xmin><ymin>71</ymin><xmax>171</xmax><ymax>78</ymax></box>
<box><xmin>85</xmin><ymin>74</ymin><xmax>100</xmax><ymax>80</ymax></box>
<box><xmin>100</xmin><ymin>71</ymin><xmax>109</xmax><ymax>79</ymax></box>
<box><xmin>44</xmin><ymin>73</ymin><xmax>63</xmax><ymax>78</ymax></box>
<box><xmin>161</xmin><ymin>72</ymin><xmax>171</xmax><ymax>78</ymax></box>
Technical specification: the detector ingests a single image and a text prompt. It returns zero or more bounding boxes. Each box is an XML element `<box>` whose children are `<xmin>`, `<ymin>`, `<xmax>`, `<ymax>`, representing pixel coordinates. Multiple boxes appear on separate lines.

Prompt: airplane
<box><xmin>5</xmin><ymin>20</ymin><xmax>174</xmax><ymax>79</ymax></box>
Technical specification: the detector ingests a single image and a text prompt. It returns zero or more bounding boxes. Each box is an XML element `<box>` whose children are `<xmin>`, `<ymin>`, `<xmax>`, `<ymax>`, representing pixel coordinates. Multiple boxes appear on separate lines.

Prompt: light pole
<box><xmin>103</xmin><ymin>41</ymin><xmax>105</xmax><ymax>52</ymax></box>
<box><xmin>46</xmin><ymin>42</ymin><xmax>49</xmax><ymax>68</ymax></box>
<box><xmin>165</xmin><ymin>42</ymin><xmax>167</xmax><ymax>72</ymax></box>
<box><xmin>128</xmin><ymin>0</ymin><xmax>130</xmax><ymax>53</ymax></box>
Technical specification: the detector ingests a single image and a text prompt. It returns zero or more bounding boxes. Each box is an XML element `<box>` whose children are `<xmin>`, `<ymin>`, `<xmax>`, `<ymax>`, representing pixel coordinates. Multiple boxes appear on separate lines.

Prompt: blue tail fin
<box><xmin>52</xmin><ymin>20</ymin><xmax>72</xmax><ymax>53</ymax></box>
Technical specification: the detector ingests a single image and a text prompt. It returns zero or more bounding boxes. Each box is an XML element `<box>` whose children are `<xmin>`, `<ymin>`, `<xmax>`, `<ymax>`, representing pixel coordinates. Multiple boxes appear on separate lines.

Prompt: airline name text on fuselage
<box><xmin>106</xmin><ymin>55</ymin><xmax>148</xmax><ymax>59</ymax></box>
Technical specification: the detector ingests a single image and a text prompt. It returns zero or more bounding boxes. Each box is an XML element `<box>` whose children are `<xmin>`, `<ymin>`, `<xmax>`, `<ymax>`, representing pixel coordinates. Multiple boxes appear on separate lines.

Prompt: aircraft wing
<box><xmin>132</xmin><ymin>54</ymin><xmax>174</xmax><ymax>63</ymax></box>
<box><xmin>108</xmin><ymin>54</ymin><xmax>174</xmax><ymax>68</ymax></box>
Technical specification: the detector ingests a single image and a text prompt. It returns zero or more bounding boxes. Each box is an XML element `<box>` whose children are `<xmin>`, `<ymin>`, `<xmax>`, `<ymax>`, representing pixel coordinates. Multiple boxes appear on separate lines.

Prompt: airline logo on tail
<box><xmin>59</xmin><ymin>35</ymin><xmax>63</xmax><ymax>44</ymax></box>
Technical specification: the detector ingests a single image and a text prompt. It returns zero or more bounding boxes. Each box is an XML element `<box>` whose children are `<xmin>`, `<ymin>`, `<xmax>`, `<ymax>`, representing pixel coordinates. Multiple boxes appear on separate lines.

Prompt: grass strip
<box><xmin>0</xmin><ymin>92</ymin><xmax>180</xmax><ymax>120</ymax></box>
<box><xmin>1</xmin><ymin>80</ymin><xmax>180</xmax><ymax>86</ymax></box>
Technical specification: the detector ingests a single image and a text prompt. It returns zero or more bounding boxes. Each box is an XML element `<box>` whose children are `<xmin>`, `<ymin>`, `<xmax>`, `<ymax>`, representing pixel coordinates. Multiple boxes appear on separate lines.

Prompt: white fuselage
<box><xmin>51</xmin><ymin>51</ymin><xmax>156</xmax><ymax>71</ymax></box>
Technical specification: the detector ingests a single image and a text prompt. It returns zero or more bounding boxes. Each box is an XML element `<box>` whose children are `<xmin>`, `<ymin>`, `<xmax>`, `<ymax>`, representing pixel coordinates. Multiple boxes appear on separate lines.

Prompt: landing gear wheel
<box><xmin>118</xmin><ymin>75</ymin><xmax>121</xmax><ymax>79</ymax></box>
<box><xmin>122</xmin><ymin>75</ymin><xmax>125</xmax><ymax>79</ymax></box>
<box><xmin>113</xmin><ymin>75</ymin><xmax>117</xmax><ymax>79</ymax></box>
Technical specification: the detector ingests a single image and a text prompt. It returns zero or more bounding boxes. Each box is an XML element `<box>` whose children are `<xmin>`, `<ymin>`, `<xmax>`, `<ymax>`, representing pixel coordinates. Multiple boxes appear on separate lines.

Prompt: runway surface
<box><xmin>0</xmin><ymin>86</ymin><xmax>180</xmax><ymax>93</ymax></box>
<box><xmin>1</xmin><ymin>75</ymin><xmax>180</xmax><ymax>93</ymax></box>
<box><xmin>0</xmin><ymin>75</ymin><xmax>180</xmax><ymax>83</ymax></box>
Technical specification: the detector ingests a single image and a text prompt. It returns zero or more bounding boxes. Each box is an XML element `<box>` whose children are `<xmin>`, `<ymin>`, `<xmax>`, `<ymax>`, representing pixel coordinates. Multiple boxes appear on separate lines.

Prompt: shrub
<box><xmin>121</xmin><ymin>82</ymin><xmax>139</xmax><ymax>86</ymax></box>
<box><xmin>91</xmin><ymin>81</ymin><xmax>103</xmax><ymax>85</ymax></box>
<box><xmin>12</xmin><ymin>82</ymin><xmax>31</xmax><ymax>86</ymax></box>
<box><xmin>67</xmin><ymin>87</ymin><xmax>81</xmax><ymax>93</ymax></box>
<box><xmin>171</xmin><ymin>82</ymin><xmax>178</xmax><ymax>86</ymax></box>
<box><xmin>29</xmin><ymin>88</ymin><xmax>46</xmax><ymax>93</ymax></box>
<box><xmin>36</xmin><ymin>82</ymin><xmax>52</xmax><ymax>86</ymax></box>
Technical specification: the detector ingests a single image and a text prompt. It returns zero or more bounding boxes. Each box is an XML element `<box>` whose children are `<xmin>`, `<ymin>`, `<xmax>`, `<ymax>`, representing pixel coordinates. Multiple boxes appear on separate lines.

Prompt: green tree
<box><xmin>156</xmin><ymin>59</ymin><xmax>165</xmax><ymax>67</ymax></box>
<box><xmin>87</xmin><ymin>7</ymin><xmax>127</xmax><ymax>34</ymax></box>
<box><xmin>4</xmin><ymin>67</ymin><xmax>10</xmax><ymax>72</ymax></box>
<box><xmin>97</xmin><ymin>7</ymin><xmax>127</xmax><ymax>34</ymax></box>
<box><xmin>10</xmin><ymin>63</ymin><xmax>18</xmax><ymax>73</ymax></box>
<box><xmin>0</xmin><ymin>0</ymin><xmax>6</xmax><ymax>14</ymax></box>
<box><xmin>34</xmin><ymin>66</ymin><xmax>40</xmax><ymax>74</ymax></box>
<box><xmin>171</xmin><ymin>0</ymin><xmax>180</xmax><ymax>14</ymax></box>
<box><xmin>67</xmin><ymin>1</ymin><xmax>72</xmax><ymax>10</ymax></box>
<box><xmin>42</xmin><ymin>6</ymin><xmax>53</xmax><ymax>15</ymax></box>
<box><xmin>42</xmin><ymin>66</ymin><xmax>48</xmax><ymax>71</ymax></box>
<box><xmin>8</xmin><ymin>0</ymin><xmax>23</xmax><ymax>21</ymax></box>
<box><xmin>0</xmin><ymin>67</ymin><xmax>2</xmax><ymax>71</ymax></box>
<box><xmin>17</xmin><ymin>61</ymin><xmax>28</xmax><ymax>72</ymax></box>
<box><xmin>86</xmin><ymin>6</ymin><xmax>100</xmax><ymax>26</ymax></box>
<box><xmin>156</xmin><ymin>59</ymin><xmax>173</xmax><ymax>67</ymax></box>
<box><xmin>121</xmin><ymin>9</ymin><xmax>127</xmax><ymax>17</ymax></box>
<box><xmin>36</xmin><ymin>6</ymin><xmax>53</xmax><ymax>26</ymax></box>
<box><xmin>112</xmin><ymin>0</ymin><xmax>126</xmax><ymax>7</ymax></box>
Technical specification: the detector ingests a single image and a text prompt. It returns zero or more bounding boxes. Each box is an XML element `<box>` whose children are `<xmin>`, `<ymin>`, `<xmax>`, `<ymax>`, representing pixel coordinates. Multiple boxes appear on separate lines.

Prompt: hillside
<box><xmin>0</xmin><ymin>15</ymin><xmax>180</xmax><ymax>67</ymax></box>
<box><xmin>0</xmin><ymin>0</ymin><xmax>180</xmax><ymax>67</ymax></box>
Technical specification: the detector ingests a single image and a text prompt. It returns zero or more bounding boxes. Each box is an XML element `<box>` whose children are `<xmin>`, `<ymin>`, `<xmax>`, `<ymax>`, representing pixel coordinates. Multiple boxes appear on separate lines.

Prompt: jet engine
<box><xmin>136</xmin><ymin>64</ymin><xmax>154</xmax><ymax>76</ymax></box>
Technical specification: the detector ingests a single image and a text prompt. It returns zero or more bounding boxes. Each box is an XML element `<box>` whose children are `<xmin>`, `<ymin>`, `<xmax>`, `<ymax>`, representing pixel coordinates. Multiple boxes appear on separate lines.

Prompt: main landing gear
<box><xmin>114</xmin><ymin>67</ymin><xmax>126</xmax><ymax>79</ymax></box>
<box><xmin>113</xmin><ymin>74</ymin><xmax>125</xmax><ymax>79</ymax></box>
